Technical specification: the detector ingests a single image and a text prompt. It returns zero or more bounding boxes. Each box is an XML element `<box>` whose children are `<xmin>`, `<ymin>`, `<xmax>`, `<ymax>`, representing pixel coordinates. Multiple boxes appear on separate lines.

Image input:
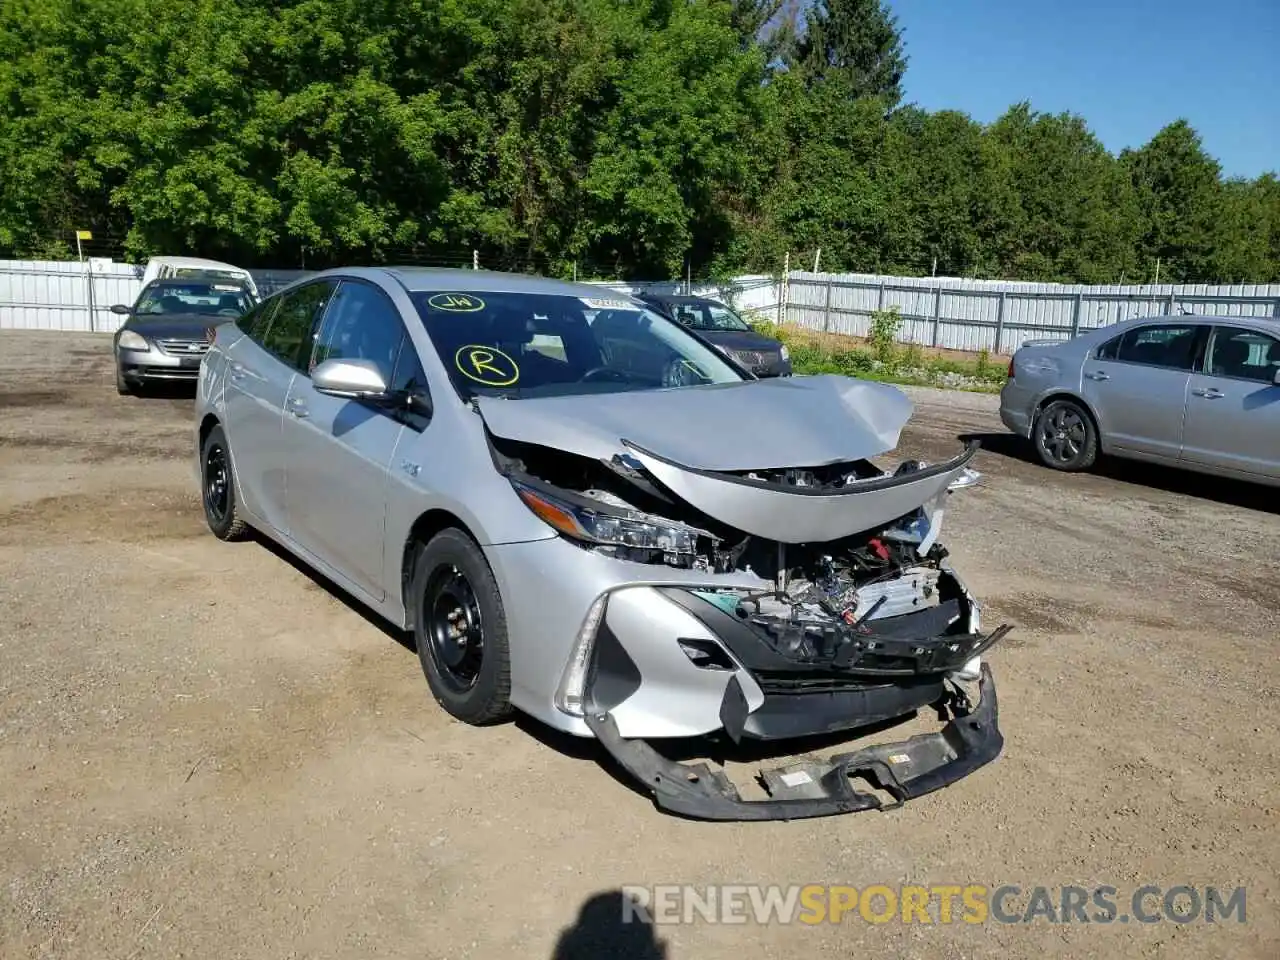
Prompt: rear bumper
<box><xmin>998</xmin><ymin>384</ymin><xmax>1034</xmax><ymax>438</ymax></box>
<box><xmin>586</xmin><ymin>663</ymin><xmax>1002</xmax><ymax>821</ymax></box>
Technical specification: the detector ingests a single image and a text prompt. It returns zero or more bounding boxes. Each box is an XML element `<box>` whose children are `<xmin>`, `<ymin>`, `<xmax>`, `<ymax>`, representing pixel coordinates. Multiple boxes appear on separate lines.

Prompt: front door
<box><xmin>1181</xmin><ymin>324</ymin><xmax>1280</xmax><ymax>480</ymax></box>
<box><xmin>282</xmin><ymin>279</ymin><xmax>426</xmax><ymax>600</ymax></box>
<box><xmin>224</xmin><ymin>281</ymin><xmax>336</xmax><ymax>533</ymax></box>
<box><xmin>1081</xmin><ymin>322</ymin><xmax>1204</xmax><ymax>460</ymax></box>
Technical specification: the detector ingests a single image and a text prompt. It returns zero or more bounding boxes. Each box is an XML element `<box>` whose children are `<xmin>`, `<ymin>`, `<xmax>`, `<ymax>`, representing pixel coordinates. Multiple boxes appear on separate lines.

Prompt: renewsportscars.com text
<box><xmin>620</xmin><ymin>884</ymin><xmax>1246</xmax><ymax>926</ymax></box>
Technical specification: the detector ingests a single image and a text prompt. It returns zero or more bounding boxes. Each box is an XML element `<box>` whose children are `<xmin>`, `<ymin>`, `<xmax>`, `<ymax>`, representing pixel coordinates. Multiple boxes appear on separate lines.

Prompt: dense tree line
<box><xmin>1</xmin><ymin>0</ymin><xmax>1276</xmax><ymax>283</ymax></box>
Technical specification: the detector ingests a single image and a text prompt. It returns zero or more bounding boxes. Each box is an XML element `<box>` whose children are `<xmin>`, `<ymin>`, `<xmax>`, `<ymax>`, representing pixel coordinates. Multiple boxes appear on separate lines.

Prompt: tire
<box><xmin>199</xmin><ymin>424</ymin><xmax>248</xmax><ymax>541</ymax></box>
<box><xmin>1033</xmin><ymin>398</ymin><xmax>1098</xmax><ymax>471</ymax></box>
<box><xmin>115</xmin><ymin>364</ymin><xmax>135</xmax><ymax>396</ymax></box>
<box><xmin>411</xmin><ymin>528</ymin><xmax>513</xmax><ymax>725</ymax></box>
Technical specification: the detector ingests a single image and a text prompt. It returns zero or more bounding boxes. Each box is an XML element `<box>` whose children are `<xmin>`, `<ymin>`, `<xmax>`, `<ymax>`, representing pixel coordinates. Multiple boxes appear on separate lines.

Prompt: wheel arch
<box><xmin>400</xmin><ymin>509</ymin><xmax>481</xmax><ymax>630</ymax></box>
<box><xmin>1034</xmin><ymin>391</ymin><xmax>1105</xmax><ymax>452</ymax></box>
<box><xmin>198</xmin><ymin>413</ymin><xmax>220</xmax><ymax>452</ymax></box>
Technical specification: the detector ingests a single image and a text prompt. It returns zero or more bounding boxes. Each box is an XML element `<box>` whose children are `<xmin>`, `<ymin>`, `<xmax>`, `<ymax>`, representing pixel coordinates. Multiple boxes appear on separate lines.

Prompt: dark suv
<box><xmin>636</xmin><ymin>294</ymin><xmax>792</xmax><ymax>378</ymax></box>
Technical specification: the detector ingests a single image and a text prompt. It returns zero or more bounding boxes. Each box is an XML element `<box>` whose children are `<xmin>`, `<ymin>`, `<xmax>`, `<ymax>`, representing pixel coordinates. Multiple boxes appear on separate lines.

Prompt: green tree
<box><xmin>1122</xmin><ymin>120</ymin><xmax>1224</xmax><ymax>283</ymax></box>
<box><xmin>792</xmin><ymin>0</ymin><xmax>907</xmax><ymax>103</ymax></box>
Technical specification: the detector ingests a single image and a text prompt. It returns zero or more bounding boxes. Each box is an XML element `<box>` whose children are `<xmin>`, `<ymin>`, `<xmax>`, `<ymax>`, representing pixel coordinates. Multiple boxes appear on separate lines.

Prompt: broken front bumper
<box><xmin>586</xmin><ymin>664</ymin><xmax>1002</xmax><ymax>822</ymax></box>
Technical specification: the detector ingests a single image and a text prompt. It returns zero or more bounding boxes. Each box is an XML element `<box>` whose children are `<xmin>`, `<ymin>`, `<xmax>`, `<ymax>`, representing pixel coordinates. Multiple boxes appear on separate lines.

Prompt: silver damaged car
<box><xmin>194</xmin><ymin>268</ymin><xmax>1009</xmax><ymax>820</ymax></box>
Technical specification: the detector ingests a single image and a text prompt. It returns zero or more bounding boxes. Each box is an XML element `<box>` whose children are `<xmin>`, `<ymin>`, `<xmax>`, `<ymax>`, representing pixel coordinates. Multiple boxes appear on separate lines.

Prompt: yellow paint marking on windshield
<box><xmin>454</xmin><ymin>344</ymin><xmax>519</xmax><ymax>386</ymax></box>
<box><xmin>428</xmin><ymin>292</ymin><xmax>486</xmax><ymax>312</ymax></box>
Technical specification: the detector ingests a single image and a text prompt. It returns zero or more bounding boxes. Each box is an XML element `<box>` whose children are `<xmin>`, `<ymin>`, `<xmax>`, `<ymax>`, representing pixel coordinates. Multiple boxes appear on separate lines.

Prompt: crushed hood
<box><xmin>475</xmin><ymin>374</ymin><xmax>913</xmax><ymax>472</ymax></box>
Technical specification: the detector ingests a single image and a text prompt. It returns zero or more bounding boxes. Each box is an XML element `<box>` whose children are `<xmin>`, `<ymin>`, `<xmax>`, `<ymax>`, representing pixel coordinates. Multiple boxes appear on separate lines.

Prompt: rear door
<box><xmin>1181</xmin><ymin>324</ymin><xmax>1280</xmax><ymax>480</ymax></box>
<box><xmin>1080</xmin><ymin>322</ymin><xmax>1205</xmax><ymax>460</ymax></box>
<box><xmin>223</xmin><ymin>280</ymin><xmax>336</xmax><ymax>534</ymax></box>
<box><xmin>282</xmin><ymin>279</ymin><xmax>428</xmax><ymax>600</ymax></box>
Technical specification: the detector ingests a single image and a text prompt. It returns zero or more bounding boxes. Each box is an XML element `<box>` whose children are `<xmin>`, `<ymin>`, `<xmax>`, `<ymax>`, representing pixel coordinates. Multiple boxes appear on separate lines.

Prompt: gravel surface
<box><xmin>2</xmin><ymin>331</ymin><xmax>1277</xmax><ymax>959</ymax></box>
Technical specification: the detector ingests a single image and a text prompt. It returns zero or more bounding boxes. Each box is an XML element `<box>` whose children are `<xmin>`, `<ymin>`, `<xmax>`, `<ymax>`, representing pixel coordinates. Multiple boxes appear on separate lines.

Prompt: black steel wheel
<box><xmin>1033</xmin><ymin>398</ymin><xmax>1098</xmax><ymax>471</ymax></box>
<box><xmin>425</xmin><ymin>566</ymin><xmax>486</xmax><ymax>693</ymax></box>
<box><xmin>412</xmin><ymin>528</ymin><xmax>512</xmax><ymax>725</ymax></box>
<box><xmin>200</xmin><ymin>424</ymin><xmax>248</xmax><ymax>540</ymax></box>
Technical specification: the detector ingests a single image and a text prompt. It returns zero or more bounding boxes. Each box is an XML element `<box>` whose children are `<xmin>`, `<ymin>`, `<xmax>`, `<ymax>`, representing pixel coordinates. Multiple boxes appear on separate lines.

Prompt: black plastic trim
<box><xmin>585</xmin><ymin>664</ymin><xmax>1002</xmax><ymax>822</ymax></box>
<box><xmin>584</xmin><ymin>619</ymin><xmax>642</xmax><ymax>715</ymax></box>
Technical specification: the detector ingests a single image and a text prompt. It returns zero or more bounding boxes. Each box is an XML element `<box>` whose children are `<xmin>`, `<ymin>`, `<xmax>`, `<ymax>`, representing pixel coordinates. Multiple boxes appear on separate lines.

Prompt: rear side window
<box><xmin>1206</xmin><ymin>326</ymin><xmax>1280</xmax><ymax>383</ymax></box>
<box><xmin>1112</xmin><ymin>324</ymin><xmax>1201</xmax><ymax>371</ymax></box>
<box><xmin>236</xmin><ymin>297</ymin><xmax>278</xmax><ymax>342</ymax></box>
<box><xmin>259</xmin><ymin>281</ymin><xmax>337</xmax><ymax>371</ymax></box>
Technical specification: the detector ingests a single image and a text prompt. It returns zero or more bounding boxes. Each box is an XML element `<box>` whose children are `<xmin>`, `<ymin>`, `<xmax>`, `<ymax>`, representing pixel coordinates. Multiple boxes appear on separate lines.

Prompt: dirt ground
<box><xmin>2</xmin><ymin>330</ymin><xmax>1277</xmax><ymax>959</ymax></box>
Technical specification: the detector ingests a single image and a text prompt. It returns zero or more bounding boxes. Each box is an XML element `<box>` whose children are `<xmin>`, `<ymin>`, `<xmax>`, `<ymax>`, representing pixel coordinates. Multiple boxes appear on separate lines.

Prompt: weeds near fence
<box><xmin>747</xmin><ymin>316</ymin><xmax>1009</xmax><ymax>392</ymax></box>
<box><xmin>868</xmin><ymin>306</ymin><xmax>904</xmax><ymax>365</ymax></box>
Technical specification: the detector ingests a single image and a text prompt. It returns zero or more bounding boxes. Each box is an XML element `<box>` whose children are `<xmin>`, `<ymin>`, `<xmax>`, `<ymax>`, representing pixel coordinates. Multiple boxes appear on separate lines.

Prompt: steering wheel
<box><xmin>579</xmin><ymin>366</ymin><xmax>630</xmax><ymax>384</ymax></box>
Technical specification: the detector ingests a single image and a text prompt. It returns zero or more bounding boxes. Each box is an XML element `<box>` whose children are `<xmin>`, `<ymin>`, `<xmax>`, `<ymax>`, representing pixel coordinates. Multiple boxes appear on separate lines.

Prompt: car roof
<box><xmin>1088</xmin><ymin>313</ymin><xmax>1280</xmax><ymax>336</ymax></box>
<box><xmin>145</xmin><ymin>256</ymin><xmax>250</xmax><ymax>273</ymax></box>
<box><xmin>291</xmin><ymin>266</ymin><xmax>642</xmax><ymax>300</ymax></box>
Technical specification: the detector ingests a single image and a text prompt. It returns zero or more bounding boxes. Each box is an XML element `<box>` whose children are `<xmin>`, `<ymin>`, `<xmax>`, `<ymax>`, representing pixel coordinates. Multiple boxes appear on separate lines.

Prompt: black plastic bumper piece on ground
<box><xmin>584</xmin><ymin>663</ymin><xmax>1002</xmax><ymax>822</ymax></box>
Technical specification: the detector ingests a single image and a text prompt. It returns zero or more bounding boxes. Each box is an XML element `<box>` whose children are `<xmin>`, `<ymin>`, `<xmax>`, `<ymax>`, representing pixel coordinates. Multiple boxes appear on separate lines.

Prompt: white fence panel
<box><xmin>783</xmin><ymin>271</ymin><xmax>1280</xmax><ymax>354</ymax></box>
<box><xmin>9</xmin><ymin>258</ymin><xmax>1279</xmax><ymax>356</ymax></box>
<box><xmin>0</xmin><ymin>259</ymin><xmax>143</xmax><ymax>333</ymax></box>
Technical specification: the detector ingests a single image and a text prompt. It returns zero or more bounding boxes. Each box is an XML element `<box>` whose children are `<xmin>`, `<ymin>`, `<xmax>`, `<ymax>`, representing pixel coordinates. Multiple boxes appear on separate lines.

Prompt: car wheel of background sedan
<box><xmin>200</xmin><ymin>424</ymin><xmax>248</xmax><ymax>541</ymax></box>
<box><xmin>1033</xmin><ymin>398</ymin><xmax>1098</xmax><ymax>471</ymax></box>
<box><xmin>412</xmin><ymin>528</ymin><xmax>513</xmax><ymax>726</ymax></box>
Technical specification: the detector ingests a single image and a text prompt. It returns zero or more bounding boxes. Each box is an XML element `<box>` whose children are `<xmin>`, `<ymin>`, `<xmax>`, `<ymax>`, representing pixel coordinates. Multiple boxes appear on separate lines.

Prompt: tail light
<box><xmin>1006</xmin><ymin>358</ymin><xmax>1015</xmax><ymax>380</ymax></box>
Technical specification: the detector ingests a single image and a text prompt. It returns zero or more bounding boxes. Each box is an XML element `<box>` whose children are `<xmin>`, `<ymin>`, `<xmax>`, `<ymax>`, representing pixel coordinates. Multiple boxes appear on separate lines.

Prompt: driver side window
<box><xmin>310</xmin><ymin>280</ymin><xmax>409</xmax><ymax>387</ymax></box>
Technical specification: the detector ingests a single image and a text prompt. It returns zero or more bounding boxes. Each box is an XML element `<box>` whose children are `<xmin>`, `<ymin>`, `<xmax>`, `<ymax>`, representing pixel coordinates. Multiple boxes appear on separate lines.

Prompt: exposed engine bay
<box><xmin>491</xmin><ymin>433</ymin><xmax>1001</xmax><ymax>678</ymax></box>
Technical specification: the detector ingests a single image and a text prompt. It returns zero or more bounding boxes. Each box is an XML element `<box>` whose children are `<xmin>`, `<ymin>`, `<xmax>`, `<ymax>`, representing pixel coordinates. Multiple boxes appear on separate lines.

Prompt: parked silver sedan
<box><xmin>194</xmin><ymin>268</ymin><xmax>1007</xmax><ymax>820</ymax></box>
<box><xmin>1000</xmin><ymin>314</ymin><xmax>1280</xmax><ymax>485</ymax></box>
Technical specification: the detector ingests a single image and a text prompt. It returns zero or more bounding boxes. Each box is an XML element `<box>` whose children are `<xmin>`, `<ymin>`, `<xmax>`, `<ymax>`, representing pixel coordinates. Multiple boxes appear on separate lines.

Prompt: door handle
<box><xmin>1084</xmin><ymin>370</ymin><xmax>1110</xmax><ymax>381</ymax></box>
<box><xmin>228</xmin><ymin>362</ymin><xmax>246</xmax><ymax>381</ymax></box>
<box><xmin>287</xmin><ymin>398</ymin><xmax>310</xmax><ymax>419</ymax></box>
<box><xmin>1191</xmin><ymin>387</ymin><xmax>1225</xmax><ymax>399</ymax></box>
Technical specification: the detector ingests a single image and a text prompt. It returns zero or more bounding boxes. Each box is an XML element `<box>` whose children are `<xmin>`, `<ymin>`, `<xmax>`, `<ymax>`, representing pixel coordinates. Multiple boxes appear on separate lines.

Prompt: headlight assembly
<box><xmin>510</xmin><ymin>479</ymin><xmax>707</xmax><ymax>556</ymax></box>
<box><xmin>117</xmin><ymin>330</ymin><xmax>149</xmax><ymax>351</ymax></box>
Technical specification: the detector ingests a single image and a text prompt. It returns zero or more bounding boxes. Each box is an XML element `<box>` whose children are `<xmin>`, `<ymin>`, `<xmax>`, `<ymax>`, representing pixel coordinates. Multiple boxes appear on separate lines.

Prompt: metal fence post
<box><xmin>931</xmin><ymin>284</ymin><xmax>942</xmax><ymax>347</ymax></box>
<box><xmin>1166</xmin><ymin>292</ymin><xmax>1176</xmax><ymax>315</ymax></box>
<box><xmin>822</xmin><ymin>277</ymin><xmax>834</xmax><ymax>332</ymax></box>
<box><xmin>876</xmin><ymin>281</ymin><xmax>886</xmax><ymax>313</ymax></box>
<box><xmin>994</xmin><ymin>291</ymin><xmax>1007</xmax><ymax>354</ymax></box>
<box><xmin>1071</xmin><ymin>292</ymin><xmax>1083</xmax><ymax>338</ymax></box>
<box><xmin>84</xmin><ymin>259</ymin><xmax>96</xmax><ymax>333</ymax></box>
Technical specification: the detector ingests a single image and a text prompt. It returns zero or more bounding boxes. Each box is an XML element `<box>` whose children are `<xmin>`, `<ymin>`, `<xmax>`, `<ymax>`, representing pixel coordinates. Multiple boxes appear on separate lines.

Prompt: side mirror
<box><xmin>312</xmin><ymin>358</ymin><xmax>391</xmax><ymax>400</ymax></box>
<box><xmin>1273</xmin><ymin>366</ymin><xmax>1280</xmax><ymax>387</ymax></box>
<box><xmin>109</xmin><ymin>304</ymin><xmax>132</xmax><ymax>316</ymax></box>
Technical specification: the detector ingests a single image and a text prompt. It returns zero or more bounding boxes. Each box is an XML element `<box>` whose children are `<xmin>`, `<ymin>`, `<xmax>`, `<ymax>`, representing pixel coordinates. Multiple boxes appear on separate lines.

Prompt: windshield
<box><xmin>135</xmin><ymin>281</ymin><xmax>253</xmax><ymax>317</ymax></box>
<box><xmin>411</xmin><ymin>290</ymin><xmax>744</xmax><ymax>398</ymax></box>
<box><xmin>668</xmin><ymin>301</ymin><xmax>751</xmax><ymax>332</ymax></box>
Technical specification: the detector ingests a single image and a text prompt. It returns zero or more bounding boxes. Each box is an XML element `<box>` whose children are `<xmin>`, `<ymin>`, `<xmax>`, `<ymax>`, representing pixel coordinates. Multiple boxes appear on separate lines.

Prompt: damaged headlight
<box><xmin>511</xmin><ymin>479</ymin><xmax>703</xmax><ymax>555</ymax></box>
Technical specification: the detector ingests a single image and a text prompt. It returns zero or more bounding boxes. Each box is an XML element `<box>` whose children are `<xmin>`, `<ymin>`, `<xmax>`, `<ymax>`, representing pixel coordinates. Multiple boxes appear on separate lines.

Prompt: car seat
<box><xmin>1212</xmin><ymin>337</ymin><xmax>1252</xmax><ymax>379</ymax></box>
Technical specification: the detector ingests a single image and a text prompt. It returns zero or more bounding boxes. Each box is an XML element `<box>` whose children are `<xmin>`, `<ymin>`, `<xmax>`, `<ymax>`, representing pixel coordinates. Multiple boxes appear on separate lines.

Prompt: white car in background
<box><xmin>140</xmin><ymin>256</ymin><xmax>260</xmax><ymax>300</ymax></box>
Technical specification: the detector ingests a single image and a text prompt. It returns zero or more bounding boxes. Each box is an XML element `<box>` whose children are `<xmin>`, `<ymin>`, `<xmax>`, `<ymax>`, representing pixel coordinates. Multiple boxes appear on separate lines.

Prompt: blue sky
<box><xmin>885</xmin><ymin>0</ymin><xmax>1279</xmax><ymax>178</ymax></box>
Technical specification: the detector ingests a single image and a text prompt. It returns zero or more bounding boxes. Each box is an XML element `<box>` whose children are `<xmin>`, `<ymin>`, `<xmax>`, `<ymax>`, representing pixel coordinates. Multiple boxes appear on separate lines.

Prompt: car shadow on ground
<box><xmin>962</xmin><ymin>431</ymin><xmax>1279</xmax><ymax>514</ymax></box>
<box><xmin>550</xmin><ymin>890</ymin><xmax>668</xmax><ymax>960</ymax></box>
<box><xmin>248</xmin><ymin>530</ymin><xmax>416</xmax><ymax>655</ymax></box>
<box><xmin>128</xmin><ymin>383</ymin><xmax>199</xmax><ymax>401</ymax></box>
